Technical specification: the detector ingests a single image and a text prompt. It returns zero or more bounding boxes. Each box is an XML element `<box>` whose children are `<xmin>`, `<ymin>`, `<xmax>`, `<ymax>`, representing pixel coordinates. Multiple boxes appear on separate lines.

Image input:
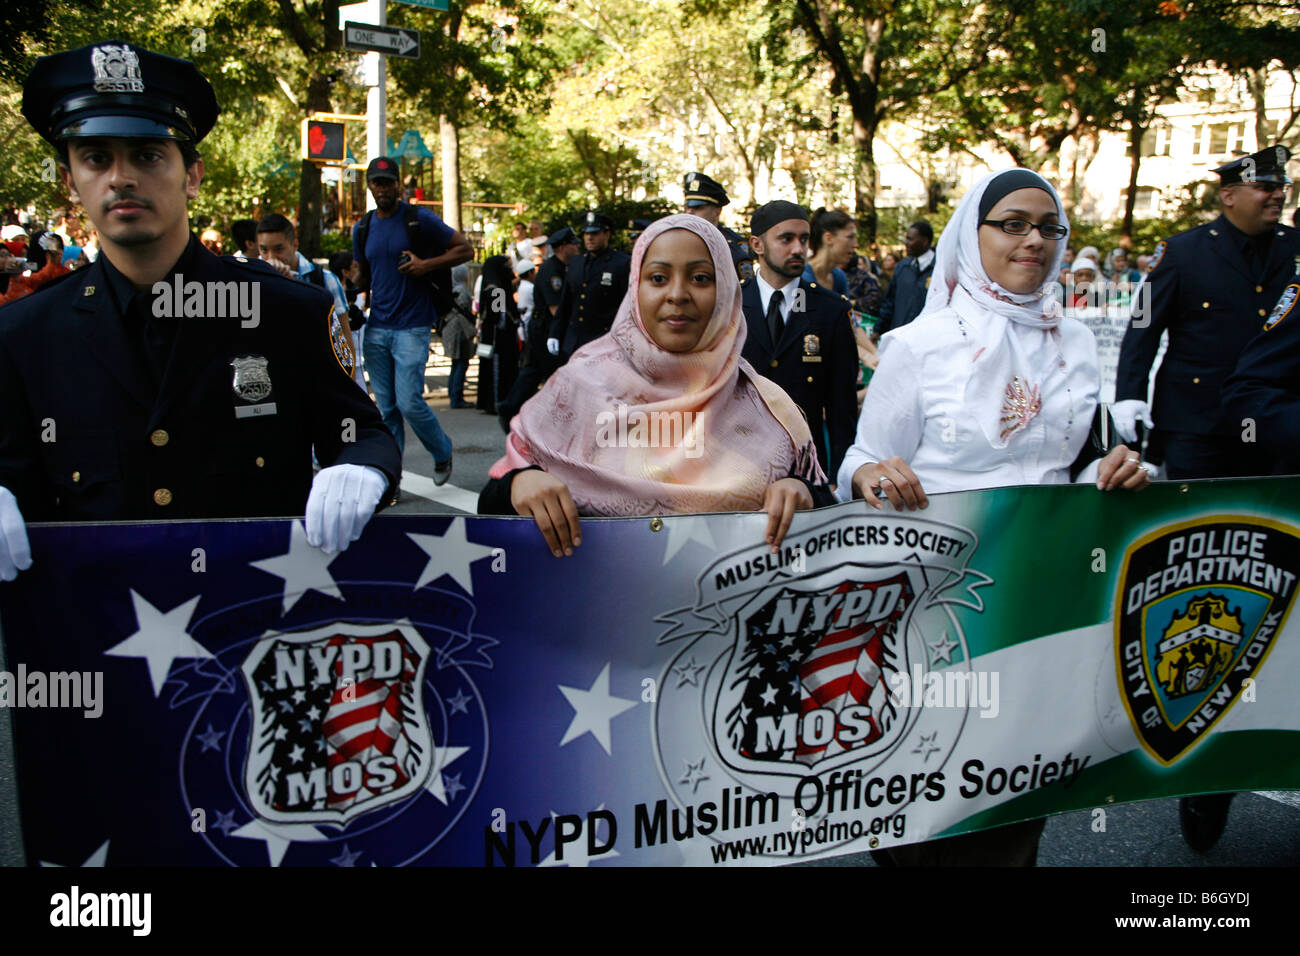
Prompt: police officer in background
<box><xmin>0</xmin><ymin>42</ymin><xmax>401</xmax><ymax>581</ymax></box>
<box><xmin>740</xmin><ymin>201</ymin><xmax>858</xmax><ymax>481</ymax></box>
<box><xmin>1114</xmin><ymin>144</ymin><xmax>1298</xmax><ymax>853</ymax></box>
<box><xmin>1115</xmin><ymin>145</ymin><xmax>1299</xmax><ymax>481</ymax></box>
<box><xmin>682</xmin><ymin>172</ymin><xmax>756</xmax><ymax>281</ymax></box>
<box><xmin>548</xmin><ymin>211</ymin><xmax>630</xmax><ymax>363</ymax></box>
<box><xmin>1223</xmin><ymin>280</ymin><xmax>1300</xmax><ymax>473</ymax></box>
<box><xmin>537</xmin><ymin>226</ymin><xmax>580</xmax><ymax>375</ymax></box>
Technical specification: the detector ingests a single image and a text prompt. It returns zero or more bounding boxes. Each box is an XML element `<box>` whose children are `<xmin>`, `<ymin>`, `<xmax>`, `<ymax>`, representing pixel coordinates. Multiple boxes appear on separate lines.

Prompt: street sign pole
<box><xmin>367</xmin><ymin>0</ymin><xmax>387</xmax><ymax>211</ymax></box>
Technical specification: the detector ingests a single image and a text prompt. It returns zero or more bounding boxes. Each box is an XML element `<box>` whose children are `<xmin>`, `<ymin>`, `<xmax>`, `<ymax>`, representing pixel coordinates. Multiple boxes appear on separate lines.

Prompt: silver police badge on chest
<box><xmin>91</xmin><ymin>45</ymin><xmax>144</xmax><ymax>93</ymax></box>
<box><xmin>231</xmin><ymin>355</ymin><xmax>278</xmax><ymax>418</ymax></box>
<box><xmin>600</xmin><ymin>272</ymin><xmax>613</xmax><ymax>286</ymax></box>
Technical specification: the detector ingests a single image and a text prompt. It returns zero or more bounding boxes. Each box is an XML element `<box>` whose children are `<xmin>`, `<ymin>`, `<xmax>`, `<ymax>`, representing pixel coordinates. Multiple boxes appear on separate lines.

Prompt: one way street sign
<box><xmin>343</xmin><ymin>22</ymin><xmax>421</xmax><ymax>59</ymax></box>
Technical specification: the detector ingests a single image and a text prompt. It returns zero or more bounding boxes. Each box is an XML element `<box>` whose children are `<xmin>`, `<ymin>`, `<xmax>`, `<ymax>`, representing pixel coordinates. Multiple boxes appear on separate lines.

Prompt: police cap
<box><xmin>683</xmin><ymin>172</ymin><xmax>729</xmax><ymax>208</ymax></box>
<box><xmin>582</xmin><ymin>211</ymin><xmax>614</xmax><ymax>233</ymax></box>
<box><xmin>1213</xmin><ymin>144</ymin><xmax>1293</xmax><ymax>186</ymax></box>
<box><xmin>23</xmin><ymin>41</ymin><xmax>219</xmax><ymax>146</ymax></box>
<box><xmin>547</xmin><ymin>226</ymin><xmax>578</xmax><ymax>247</ymax></box>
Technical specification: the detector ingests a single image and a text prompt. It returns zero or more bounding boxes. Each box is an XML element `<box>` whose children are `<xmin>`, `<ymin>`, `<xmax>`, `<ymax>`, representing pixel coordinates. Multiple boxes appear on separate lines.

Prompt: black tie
<box><xmin>766</xmin><ymin>291</ymin><xmax>784</xmax><ymax>346</ymax></box>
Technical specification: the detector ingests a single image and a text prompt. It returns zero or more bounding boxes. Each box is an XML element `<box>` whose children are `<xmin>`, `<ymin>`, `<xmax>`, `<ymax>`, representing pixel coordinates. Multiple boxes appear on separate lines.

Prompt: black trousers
<box><xmin>1159</xmin><ymin>431</ymin><xmax>1271</xmax><ymax>481</ymax></box>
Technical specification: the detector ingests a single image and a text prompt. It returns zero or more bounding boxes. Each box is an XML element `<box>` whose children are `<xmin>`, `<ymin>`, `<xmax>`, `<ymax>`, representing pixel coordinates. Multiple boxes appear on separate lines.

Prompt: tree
<box><xmin>779</xmin><ymin>0</ymin><xmax>1027</xmax><ymax>241</ymax></box>
<box><xmin>387</xmin><ymin>0</ymin><xmax>553</xmax><ymax>230</ymax></box>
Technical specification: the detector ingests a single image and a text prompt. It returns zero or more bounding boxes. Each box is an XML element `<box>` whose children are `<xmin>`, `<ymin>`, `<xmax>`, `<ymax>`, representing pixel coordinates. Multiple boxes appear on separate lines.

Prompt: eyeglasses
<box><xmin>980</xmin><ymin>218</ymin><xmax>1069</xmax><ymax>239</ymax></box>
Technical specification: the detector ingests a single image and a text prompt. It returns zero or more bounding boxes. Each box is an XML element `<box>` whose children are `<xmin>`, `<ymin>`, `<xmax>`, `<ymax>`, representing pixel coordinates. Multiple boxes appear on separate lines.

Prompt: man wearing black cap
<box><xmin>351</xmin><ymin>156</ymin><xmax>472</xmax><ymax>489</ymax></box>
<box><xmin>0</xmin><ymin>41</ymin><xmax>402</xmax><ymax>583</ymax></box>
<box><xmin>682</xmin><ymin>172</ymin><xmax>757</xmax><ymax>281</ymax></box>
<box><xmin>741</xmin><ymin>200</ymin><xmax>858</xmax><ymax>480</ymax></box>
<box><xmin>549</xmin><ymin>211</ymin><xmax>630</xmax><ymax>363</ymax></box>
<box><xmin>1114</xmin><ymin>143</ymin><xmax>1298</xmax><ymax>853</ymax></box>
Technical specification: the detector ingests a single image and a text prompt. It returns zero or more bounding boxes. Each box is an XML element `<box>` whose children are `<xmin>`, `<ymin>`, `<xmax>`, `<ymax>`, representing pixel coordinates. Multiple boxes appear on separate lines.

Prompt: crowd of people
<box><xmin>1</xmin><ymin>41</ymin><xmax>1298</xmax><ymax>867</ymax></box>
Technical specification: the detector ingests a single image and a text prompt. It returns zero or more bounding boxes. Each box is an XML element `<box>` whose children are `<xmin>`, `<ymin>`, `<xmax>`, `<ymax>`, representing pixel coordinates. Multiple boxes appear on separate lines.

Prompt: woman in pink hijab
<box><xmin>479</xmin><ymin>214</ymin><xmax>832</xmax><ymax>557</ymax></box>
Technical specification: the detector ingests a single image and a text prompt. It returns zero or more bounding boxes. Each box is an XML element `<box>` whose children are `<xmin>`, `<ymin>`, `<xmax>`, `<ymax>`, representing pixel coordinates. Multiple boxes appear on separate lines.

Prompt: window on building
<box><xmin>1209</xmin><ymin>123</ymin><xmax>1231</xmax><ymax>155</ymax></box>
<box><xmin>1191</xmin><ymin>124</ymin><xmax>1205</xmax><ymax>156</ymax></box>
<box><xmin>1261</xmin><ymin>119</ymin><xmax>1280</xmax><ymax>146</ymax></box>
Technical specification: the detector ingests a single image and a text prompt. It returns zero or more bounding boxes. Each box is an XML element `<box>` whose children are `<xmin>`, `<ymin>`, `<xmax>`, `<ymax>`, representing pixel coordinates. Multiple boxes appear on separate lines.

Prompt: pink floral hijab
<box><xmin>489</xmin><ymin>214</ymin><xmax>824</xmax><ymax>515</ymax></box>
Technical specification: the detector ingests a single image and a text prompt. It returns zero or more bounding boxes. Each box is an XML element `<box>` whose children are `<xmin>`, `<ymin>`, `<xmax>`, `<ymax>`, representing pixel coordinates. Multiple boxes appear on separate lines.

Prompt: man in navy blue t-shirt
<box><xmin>353</xmin><ymin>157</ymin><xmax>473</xmax><ymax>487</ymax></box>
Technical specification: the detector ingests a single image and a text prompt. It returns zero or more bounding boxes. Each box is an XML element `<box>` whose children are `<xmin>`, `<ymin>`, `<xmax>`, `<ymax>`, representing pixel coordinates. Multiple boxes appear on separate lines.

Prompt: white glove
<box><xmin>1110</xmin><ymin>399</ymin><xmax>1154</xmax><ymax>444</ymax></box>
<box><xmin>546</xmin><ymin>338</ymin><xmax>559</xmax><ymax>356</ymax></box>
<box><xmin>0</xmin><ymin>486</ymin><xmax>32</xmax><ymax>582</ymax></box>
<box><xmin>305</xmin><ymin>465</ymin><xmax>388</xmax><ymax>554</ymax></box>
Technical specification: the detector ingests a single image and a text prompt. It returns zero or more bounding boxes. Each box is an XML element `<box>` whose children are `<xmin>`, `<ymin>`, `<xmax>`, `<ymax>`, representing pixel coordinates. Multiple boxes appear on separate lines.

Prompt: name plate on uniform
<box><xmin>235</xmin><ymin>402</ymin><xmax>278</xmax><ymax>419</ymax></box>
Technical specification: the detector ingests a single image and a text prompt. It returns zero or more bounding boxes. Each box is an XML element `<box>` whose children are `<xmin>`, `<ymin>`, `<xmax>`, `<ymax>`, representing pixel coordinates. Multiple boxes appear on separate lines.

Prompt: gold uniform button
<box><xmin>1193</xmin><ymin>377</ymin><xmax>1201</xmax><ymax>384</ymax></box>
<box><xmin>150</xmin><ymin>429</ymin><xmax>169</xmax><ymax>447</ymax></box>
<box><xmin>807</xmin><ymin>376</ymin><xmax>814</xmax><ymax>383</ymax></box>
<box><xmin>255</xmin><ymin>456</ymin><xmax>265</xmax><ymax>468</ymax></box>
<box><xmin>153</xmin><ymin>488</ymin><xmax>173</xmax><ymax>506</ymax></box>
<box><xmin>1259</xmin><ymin>309</ymin><xmax>1267</xmax><ymax>317</ymax></box>
<box><xmin>1256</xmin><ymin>285</ymin><xmax>1264</xmax><ymax>293</ymax></box>
<box><xmin>71</xmin><ymin>471</ymin><xmax>81</xmax><ymax>483</ymax></box>
<box><xmin>1202</xmin><ymin>301</ymin><xmax>1210</xmax><ymax>309</ymax></box>
<box><xmin>770</xmin><ymin>360</ymin><xmax>779</xmax><ymax>368</ymax></box>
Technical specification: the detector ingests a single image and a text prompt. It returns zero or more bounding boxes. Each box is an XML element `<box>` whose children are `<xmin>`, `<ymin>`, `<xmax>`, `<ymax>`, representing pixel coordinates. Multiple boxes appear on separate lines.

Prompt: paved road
<box><xmin>1</xmin><ymin>342</ymin><xmax>1296</xmax><ymax>866</ymax></box>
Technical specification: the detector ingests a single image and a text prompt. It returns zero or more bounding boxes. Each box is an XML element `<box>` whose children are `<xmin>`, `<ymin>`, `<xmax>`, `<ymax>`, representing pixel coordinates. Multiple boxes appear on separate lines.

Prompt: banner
<box><xmin>2</xmin><ymin>479</ymin><xmax>1299</xmax><ymax>867</ymax></box>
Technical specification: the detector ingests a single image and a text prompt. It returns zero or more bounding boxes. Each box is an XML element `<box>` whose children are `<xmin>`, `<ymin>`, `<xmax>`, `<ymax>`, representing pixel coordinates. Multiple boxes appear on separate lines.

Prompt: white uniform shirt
<box><xmin>836</xmin><ymin>285</ymin><xmax>1102</xmax><ymax>497</ymax></box>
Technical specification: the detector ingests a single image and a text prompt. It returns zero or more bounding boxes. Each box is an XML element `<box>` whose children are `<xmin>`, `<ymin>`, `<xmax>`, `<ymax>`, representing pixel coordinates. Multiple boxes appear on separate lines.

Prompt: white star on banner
<box><xmin>660</xmin><ymin>516</ymin><xmax>716</xmax><ymax>566</ymax></box>
<box><xmin>927</xmin><ymin>632</ymin><xmax>959</xmax><ymax>665</ymax></box>
<box><xmin>424</xmin><ymin>745</ymin><xmax>470</xmax><ymax>804</ymax></box>
<box><xmin>538</xmin><ymin>804</ymin><xmax>620</xmax><ymax>867</ymax></box>
<box><xmin>558</xmin><ymin>663</ymin><xmax>638</xmax><ymax>755</ymax></box>
<box><xmin>104</xmin><ymin>592</ymin><xmax>211</xmax><ymax>697</ymax></box>
<box><xmin>230</xmin><ymin>819</ymin><xmax>327</xmax><ymax>867</ymax></box>
<box><xmin>40</xmin><ymin>839</ymin><xmax>110</xmax><ymax>867</ymax></box>
<box><xmin>408</xmin><ymin>518</ymin><xmax>497</xmax><ymax>595</ymax></box>
<box><xmin>249</xmin><ymin>520</ymin><xmax>345</xmax><ymax>615</ymax></box>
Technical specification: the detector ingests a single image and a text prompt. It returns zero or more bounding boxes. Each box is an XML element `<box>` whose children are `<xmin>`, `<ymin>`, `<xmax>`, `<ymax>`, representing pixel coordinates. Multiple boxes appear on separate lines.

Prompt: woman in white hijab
<box><xmin>837</xmin><ymin>168</ymin><xmax>1154</xmax><ymax>509</ymax></box>
<box><xmin>836</xmin><ymin>169</ymin><xmax>1153</xmax><ymax>866</ymax></box>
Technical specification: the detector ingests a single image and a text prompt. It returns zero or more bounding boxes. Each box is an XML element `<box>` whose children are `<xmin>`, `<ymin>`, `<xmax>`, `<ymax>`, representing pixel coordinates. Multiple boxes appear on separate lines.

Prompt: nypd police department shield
<box><xmin>1114</xmin><ymin>516</ymin><xmax>1300</xmax><ymax>765</ymax></box>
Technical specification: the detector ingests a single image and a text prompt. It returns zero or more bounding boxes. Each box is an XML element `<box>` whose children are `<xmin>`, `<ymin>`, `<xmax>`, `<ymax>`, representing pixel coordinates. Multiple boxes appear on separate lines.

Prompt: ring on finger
<box><xmin>879</xmin><ymin>476</ymin><xmax>893</xmax><ymax>484</ymax></box>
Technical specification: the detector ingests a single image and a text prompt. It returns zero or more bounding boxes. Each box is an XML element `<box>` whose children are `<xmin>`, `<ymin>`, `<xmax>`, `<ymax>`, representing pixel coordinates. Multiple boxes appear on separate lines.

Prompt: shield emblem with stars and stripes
<box><xmin>241</xmin><ymin>622</ymin><xmax>434</xmax><ymax>825</ymax></box>
<box><xmin>713</xmin><ymin>572</ymin><xmax>921</xmax><ymax>775</ymax></box>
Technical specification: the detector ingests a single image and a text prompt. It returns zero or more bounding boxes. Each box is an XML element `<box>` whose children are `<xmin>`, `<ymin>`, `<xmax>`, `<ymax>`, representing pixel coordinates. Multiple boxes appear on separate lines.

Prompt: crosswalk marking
<box><xmin>399</xmin><ymin>470</ymin><xmax>479</xmax><ymax>514</ymax></box>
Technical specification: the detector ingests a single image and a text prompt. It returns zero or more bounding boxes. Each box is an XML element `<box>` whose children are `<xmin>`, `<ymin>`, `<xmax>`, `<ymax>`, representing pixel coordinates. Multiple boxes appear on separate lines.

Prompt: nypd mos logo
<box><xmin>241</xmin><ymin>622</ymin><xmax>433</xmax><ymax>824</ymax></box>
<box><xmin>1115</xmin><ymin>517</ymin><xmax>1300</xmax><ymax>765</ymax></box>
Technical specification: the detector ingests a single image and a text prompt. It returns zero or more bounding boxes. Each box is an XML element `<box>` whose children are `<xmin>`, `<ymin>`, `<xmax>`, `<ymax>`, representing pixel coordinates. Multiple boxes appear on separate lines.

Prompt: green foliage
<box><xmin>317</xmin><ymin>229</ymin><xmax>355</xmax><ymax>257</ymax></box>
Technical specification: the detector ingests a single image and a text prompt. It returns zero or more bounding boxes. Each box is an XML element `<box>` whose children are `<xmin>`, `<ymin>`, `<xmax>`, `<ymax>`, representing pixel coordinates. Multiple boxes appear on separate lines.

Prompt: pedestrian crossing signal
<box><xmin>302</xmin><ymin>119</ymin><xmax>345</xmax><ymax>162</ymax></box>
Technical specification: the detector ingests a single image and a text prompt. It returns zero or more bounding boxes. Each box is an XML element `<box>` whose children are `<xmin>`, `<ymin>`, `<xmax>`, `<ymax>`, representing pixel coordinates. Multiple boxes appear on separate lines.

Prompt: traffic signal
<box><xmin>302</xmin><ymin>119</ymin><xmax>346</xmax><ymax>162</ymax></box>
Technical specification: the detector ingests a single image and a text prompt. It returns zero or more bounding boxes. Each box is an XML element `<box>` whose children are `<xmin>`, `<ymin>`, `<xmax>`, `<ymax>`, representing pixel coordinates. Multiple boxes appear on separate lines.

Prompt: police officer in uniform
<box><xmin>1223</xmin><ymin>281</ymin><xmax>1300</xmax><ymax>473</ymax></box>
<box><xmin>548</xmin><ymin>211</ymin><xmax>631</xmax><ymax>363</ymax></box>
<box><xmin>536</xmin><ymin>226</ymin><xmax>580</xmax><ymax>375</ymax></box>
<box><xmin>1113</xmin><ymin>145</ymin><xmax>1298</xmax><ymax>852</ymax></box>
<box><xmin>682</xmin><ymin>172</ymin><xmax>756</xmax><ymax>281</ymax></box>
<box><xmin>1115</xmin><ymin>145</ymin><xmax>1299</xmax><ymax>481</ymax></box>
<box><xmin>0</xmin><ymin>42</ymin><xmax>401</xmax><ymax>582</ymax></box>
<box><xmin>740</xmin><ymin>201</ymin><xmax>858</xmax><ymax>480</ymax></box>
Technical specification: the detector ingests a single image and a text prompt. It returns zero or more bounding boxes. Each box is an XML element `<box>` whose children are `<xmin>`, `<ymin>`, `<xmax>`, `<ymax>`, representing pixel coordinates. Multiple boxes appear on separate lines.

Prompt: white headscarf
<box><xmin>919</xmin><ymin>168</ymin><xmax>1083</xmax><ymax>449</ymax></box>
